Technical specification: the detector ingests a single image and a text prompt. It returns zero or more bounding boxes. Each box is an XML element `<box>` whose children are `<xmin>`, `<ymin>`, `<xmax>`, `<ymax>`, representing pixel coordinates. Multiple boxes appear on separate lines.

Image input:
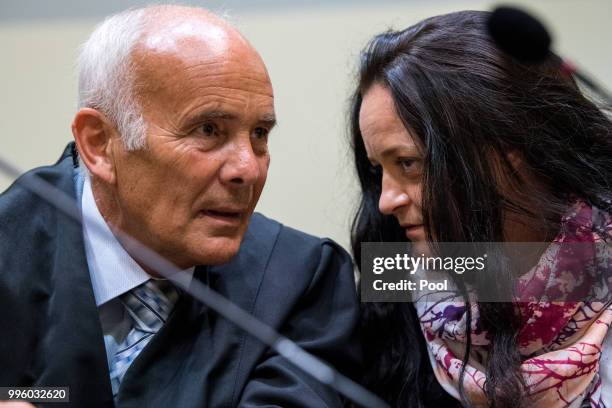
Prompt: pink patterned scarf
<box><xmin>416</xmin><ymin>200</ymin><xmax>612</xmax><ymax>407</ymax></box>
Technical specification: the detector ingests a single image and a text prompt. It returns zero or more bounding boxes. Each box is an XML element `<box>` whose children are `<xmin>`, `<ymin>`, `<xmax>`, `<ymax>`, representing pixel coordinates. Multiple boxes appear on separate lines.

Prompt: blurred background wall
<box><xmin>1</xmin><ymin>0</ymin><xmax>611</xmax><ymax>251</ymax></box>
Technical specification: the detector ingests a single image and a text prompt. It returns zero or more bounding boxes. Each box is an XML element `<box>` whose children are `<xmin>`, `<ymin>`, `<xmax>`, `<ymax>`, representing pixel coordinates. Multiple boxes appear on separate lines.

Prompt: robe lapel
<box><xmin>36</xmin><ymin>148</ymin><xmax>114</xmax><ymax>407</ymax></box>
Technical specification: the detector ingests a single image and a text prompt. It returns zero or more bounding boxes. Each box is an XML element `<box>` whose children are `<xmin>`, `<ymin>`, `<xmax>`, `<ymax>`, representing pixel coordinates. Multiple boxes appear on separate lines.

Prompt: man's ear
<box><xmin>71</xmin><ymin>108</ymin><xmax>117</xmax><ymax>184</ymax></box>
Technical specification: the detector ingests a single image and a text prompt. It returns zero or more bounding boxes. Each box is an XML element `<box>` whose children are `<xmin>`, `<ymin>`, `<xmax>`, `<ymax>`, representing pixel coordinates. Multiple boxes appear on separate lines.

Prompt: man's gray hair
<box><xmin>77</xmin><ymin>8</ymin><xmax>148</xmax><ymax>150</ymax></box>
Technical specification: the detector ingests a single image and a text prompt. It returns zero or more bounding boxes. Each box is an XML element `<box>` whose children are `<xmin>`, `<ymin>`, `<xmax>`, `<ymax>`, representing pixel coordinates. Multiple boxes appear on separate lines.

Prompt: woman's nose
<box><xmin>378</xmin><ymin>174</ymin><xmax>410</xmax><ymax>215</ymax></box>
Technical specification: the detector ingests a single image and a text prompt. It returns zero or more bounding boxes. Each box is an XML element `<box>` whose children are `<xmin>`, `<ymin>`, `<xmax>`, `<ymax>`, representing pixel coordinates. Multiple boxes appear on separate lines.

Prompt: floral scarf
<box><xmin>415</xmin><ymin>200</ymin><xmax>612</xmax><ymax>407</ymax></box>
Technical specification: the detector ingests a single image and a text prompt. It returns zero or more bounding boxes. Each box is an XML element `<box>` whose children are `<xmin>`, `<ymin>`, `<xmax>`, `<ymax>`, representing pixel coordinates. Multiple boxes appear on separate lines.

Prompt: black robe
<box><xmin>0</xmin><ymin>143</ymin><xmax>362</xmax><ymax>407</ymax></box>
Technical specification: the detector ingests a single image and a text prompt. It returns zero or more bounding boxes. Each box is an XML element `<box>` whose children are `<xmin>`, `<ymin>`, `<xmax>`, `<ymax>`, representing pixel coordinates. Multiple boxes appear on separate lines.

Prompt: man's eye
<box><xmin>201</xmin><ymin>123</ymin><xmax>217</xmax><ymax>137</ymax></box>
<box><xmin>252</xmin><ymin>127</ymin><xmax>269</xmax><ymax>141</ymax></box>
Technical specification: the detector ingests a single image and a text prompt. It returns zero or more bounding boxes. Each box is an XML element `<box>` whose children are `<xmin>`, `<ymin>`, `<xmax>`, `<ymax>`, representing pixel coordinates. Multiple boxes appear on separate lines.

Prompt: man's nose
<box><xmin>220</xmin><ymin>138</ymin><xmax>262</xmax><ymax>187</ymax></box>
<box><xmin>378</xmin><ymin>173</ymin><xmax>410</xmax><ymax>215</ymax></box>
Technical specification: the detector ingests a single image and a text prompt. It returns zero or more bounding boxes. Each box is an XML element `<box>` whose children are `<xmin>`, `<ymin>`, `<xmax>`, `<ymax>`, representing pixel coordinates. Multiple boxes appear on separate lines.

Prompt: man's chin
<box><xmin>186</xmin><ymin>236</ymin><xmax>243</xmax><ymax>266</ymax></box>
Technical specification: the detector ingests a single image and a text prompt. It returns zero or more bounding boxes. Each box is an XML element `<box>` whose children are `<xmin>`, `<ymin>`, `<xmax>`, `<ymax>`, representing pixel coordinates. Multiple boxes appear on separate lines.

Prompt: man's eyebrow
<box><xmin>197</xmin><ymin>111</ymin><xmax>237</xmax><ymax>121</ymax></box>
<box><xmin>188</xmin><ymin>111</ymin><xmax>276</xmax><ymax>128</ymax></box>
<box><xmin>258</xmin><ymin>113</ymin><xmax>277</xmax><ymax>128</ymax></box>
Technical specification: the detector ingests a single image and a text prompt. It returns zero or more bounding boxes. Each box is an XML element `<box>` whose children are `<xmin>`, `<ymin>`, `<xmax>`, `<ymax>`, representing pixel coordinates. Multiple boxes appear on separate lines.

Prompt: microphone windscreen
<box><xmin>487</xmin><ymin>6</ymin><xmax>552</xmax><ymax>63</ymax></box>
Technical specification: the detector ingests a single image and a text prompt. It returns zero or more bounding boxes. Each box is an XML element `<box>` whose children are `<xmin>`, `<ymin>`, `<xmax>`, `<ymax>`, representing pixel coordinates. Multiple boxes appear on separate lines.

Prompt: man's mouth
<box><xmin>198</xmin><ymin>208</ymin><xmax>247</xmax><ymax>226</ymax></box>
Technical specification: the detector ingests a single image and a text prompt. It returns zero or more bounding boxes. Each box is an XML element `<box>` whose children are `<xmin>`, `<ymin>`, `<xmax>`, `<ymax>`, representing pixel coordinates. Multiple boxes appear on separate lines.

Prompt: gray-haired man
<box><xmin>0</xmin><ymin>5</ymin><xmax>360</xmax><ymax>407</ymax></box>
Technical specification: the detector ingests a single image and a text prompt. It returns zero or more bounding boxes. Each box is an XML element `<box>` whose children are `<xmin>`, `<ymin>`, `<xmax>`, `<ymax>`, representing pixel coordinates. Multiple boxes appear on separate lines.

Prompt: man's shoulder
<box><xmin>246</xmin><ymin>212</ymin><xmax>351</xmax><ymax>267</ymax></box>
<box><xmin>0</xmin><ymin>143</ymin><xmax>78</xmax><ymax>270</ymax></box>
<box><xmin>206</xmin><ymin>213</ymin><xmax>359</xmax><ymax>402</ymax></box>
<box><xmin>228</xmin><ymin>212</ymin><xmax>354</xmax><ymax>301</ymax></box>
<box><xmin>210</xmin><ymin>212</ymin><xmax>353</xmax><ymax>293</ymax></box>
<box><xmin>247</xmin><ymin>212</ymin><xmax>321</xmax><ymax>247</ymax></box>
<box><xmin>0</xmin><ymin>143</ymin><xmax>77</xmax><ymax>220</ymax></box>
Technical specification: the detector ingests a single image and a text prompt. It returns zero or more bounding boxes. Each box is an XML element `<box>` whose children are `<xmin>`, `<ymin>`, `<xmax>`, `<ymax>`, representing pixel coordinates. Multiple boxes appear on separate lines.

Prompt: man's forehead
<box><xmin>132</xmin><ymin>45</ymin><xmax>272</xmax><ymax>97</ymax></box>
<box><xmin>131</xmin><ymin>14</ymin><xmax>270</xmax><ymax>89</ymax></box>
<box><xmin>132</xmin><ymin>10</ymin><xmax>265</xmax><ymax>76</ymax></box>
<box><xmin>144</xmin><ymin>20</ymin><xmax>230</xmax><ymax>55</ymax></box>
<box><xmin>138</xmin><ymin>9</ymin><xmax>247</xmax><ymax>57</ymax></box>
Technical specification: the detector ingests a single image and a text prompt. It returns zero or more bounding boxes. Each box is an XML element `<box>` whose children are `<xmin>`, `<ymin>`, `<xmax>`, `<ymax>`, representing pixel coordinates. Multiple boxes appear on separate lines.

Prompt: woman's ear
<box><xmin>71</xmin><ymin>108</ymin><xmax>117</xmax><ymax>184</ymax></box>
<box><xmin>506</xmin><ymin>150</ymin><xmax>522</xmax><ymax>170</ymax></box>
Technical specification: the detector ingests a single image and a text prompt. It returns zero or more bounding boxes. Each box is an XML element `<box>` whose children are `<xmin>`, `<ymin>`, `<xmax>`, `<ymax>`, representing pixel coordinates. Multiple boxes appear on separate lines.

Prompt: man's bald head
<box><xmin>131</xmin><ymin>6</ymin><xmax>269</xmax><ymax>123</ymax></box>
<box><xmin>77</xmin><ymin>5</ymin><xmax>265</xmax><ymax>150</ymax></box>
<box><xmin>141</xmin><ymin>5</ymin><xmax>247</xmax><ymax>50</ymax></box>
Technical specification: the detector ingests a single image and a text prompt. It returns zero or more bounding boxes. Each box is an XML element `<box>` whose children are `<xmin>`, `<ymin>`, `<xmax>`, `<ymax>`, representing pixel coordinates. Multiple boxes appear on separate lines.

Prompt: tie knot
<box><xmin>120</xmin><ymin>279</ymin><xmax>179</xmax><ymax>331</ymax></box>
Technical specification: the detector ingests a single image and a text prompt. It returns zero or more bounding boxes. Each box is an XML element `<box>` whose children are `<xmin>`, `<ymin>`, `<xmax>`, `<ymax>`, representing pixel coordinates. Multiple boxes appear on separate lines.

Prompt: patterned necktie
<box><xmin>109</xmin><ymin>279</ymin><xmax>179</xmax><ymax>396</ymax></box>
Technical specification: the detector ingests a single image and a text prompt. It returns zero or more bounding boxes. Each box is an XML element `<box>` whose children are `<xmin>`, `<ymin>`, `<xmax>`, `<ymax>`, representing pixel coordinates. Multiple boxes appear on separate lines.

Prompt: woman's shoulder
<box><xmin>557</xmin><ymin>198</ymin><xmax>612</xmax><ymax>242</ymax></box>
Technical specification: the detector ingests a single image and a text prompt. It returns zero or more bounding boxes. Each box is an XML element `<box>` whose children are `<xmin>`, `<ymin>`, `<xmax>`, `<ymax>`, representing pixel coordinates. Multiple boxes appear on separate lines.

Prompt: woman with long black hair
<box><xmin>350</xmin><ymin>10</ymin><xmax>612</xmax><ymax>408</ymax></box>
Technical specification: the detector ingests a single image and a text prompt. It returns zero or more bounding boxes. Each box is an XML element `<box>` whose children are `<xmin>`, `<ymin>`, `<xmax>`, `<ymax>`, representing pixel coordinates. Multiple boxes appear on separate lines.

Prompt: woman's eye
<box><xmin>397</xmin><ymin>158</ymin><xmax>415</xmax><ymax>172</ymax></box>
<box><xmin>253</xmin><ymin>127</ymin><xmax>269</xmax><ymax>141</ymax></box>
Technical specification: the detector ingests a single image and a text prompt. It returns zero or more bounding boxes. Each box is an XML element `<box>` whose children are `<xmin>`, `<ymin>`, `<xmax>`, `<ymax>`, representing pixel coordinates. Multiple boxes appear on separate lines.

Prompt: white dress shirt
<box><xmin>80</xmin><ymin>175</ymin><xmax>194</xmax><ymax>370</ymax></box>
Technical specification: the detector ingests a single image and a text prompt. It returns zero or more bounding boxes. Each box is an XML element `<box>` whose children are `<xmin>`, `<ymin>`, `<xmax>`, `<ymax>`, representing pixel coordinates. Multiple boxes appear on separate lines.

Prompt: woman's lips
<box><xmin>403</xmin><ymin>224</ymin><xmax>424</xmax><ymax>238</ymax></box>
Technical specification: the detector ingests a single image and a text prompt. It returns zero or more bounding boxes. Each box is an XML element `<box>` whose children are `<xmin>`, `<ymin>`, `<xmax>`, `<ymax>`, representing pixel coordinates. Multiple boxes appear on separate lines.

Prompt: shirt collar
<box><xmin>81</xmin><ymin>176</ymin><xmax>195</xmax><ymax>306</ymax></box>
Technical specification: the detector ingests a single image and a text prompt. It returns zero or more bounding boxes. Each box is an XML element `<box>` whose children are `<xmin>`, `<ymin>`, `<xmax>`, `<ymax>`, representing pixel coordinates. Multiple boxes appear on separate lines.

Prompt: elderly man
<box><xmin>0</xmin><ymin>5</ymin><xmax>360</xmax><ymax>408</ymax></box>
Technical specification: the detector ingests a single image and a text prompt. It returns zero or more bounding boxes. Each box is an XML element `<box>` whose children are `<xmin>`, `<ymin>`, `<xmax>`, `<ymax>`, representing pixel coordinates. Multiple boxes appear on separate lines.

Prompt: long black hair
<box><xmin>350</xmin><ymin>10</ymin><xmax>612</xmax><ymax>408</ymax></box>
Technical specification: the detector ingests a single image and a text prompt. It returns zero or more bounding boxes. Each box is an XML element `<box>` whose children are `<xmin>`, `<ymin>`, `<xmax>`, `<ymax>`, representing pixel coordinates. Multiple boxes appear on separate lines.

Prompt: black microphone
<box><xmin>488</xmin><ymin>5</ymin><xmax>612</xmax><ymax>105</ymax></box>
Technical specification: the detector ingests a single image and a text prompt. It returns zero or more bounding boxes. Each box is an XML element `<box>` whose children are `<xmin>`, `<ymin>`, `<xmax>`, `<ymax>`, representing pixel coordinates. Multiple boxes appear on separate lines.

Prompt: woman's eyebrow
<box><xmin>379</xmin><ymin>145</ymin><xmax>420</xmax><ymax>159</ymax></box>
